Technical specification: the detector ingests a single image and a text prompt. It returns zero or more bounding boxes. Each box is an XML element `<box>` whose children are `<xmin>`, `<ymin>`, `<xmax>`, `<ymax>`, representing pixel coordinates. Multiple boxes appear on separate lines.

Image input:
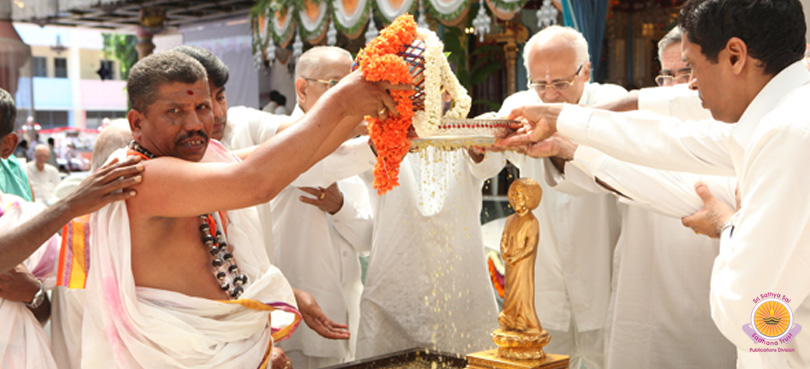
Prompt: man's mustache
<box><xmin>176</xmin><ymin>130</ymin><xmax>209</xmax><ymax>144</ymax></box>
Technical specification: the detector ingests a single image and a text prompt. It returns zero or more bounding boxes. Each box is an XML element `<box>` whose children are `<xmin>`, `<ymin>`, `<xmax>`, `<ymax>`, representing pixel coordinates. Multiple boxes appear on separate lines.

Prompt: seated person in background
<box><xmin>25</xmin><ymin>144</ymin><xmax>61</xmax><ymax>205</ymax></box>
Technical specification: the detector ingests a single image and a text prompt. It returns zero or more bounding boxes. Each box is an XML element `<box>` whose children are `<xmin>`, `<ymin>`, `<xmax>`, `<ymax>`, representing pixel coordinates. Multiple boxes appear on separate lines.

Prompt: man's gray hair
<box><xmin>523</xmin><ymin>26</ymin><xmax>590</xmax><ymax>74</ymax></box>
<box><xmin>294</xmin><ymin>46</ymin><xmax>353</xmax><ymax>81</ymax></box>
<box><xmin>92</xmin><ymin>119</ymin><xmax>132</xmax><ymax>171</ymax></box>
<box><xmin>127</xmin><ymin>51</ymin><xmax>208</xmax><ymax>113</ymax></box>
<box><xmin>657</xmin><ymin>27</ymin><xmax>683</xmax><ymax>61</ymax></box>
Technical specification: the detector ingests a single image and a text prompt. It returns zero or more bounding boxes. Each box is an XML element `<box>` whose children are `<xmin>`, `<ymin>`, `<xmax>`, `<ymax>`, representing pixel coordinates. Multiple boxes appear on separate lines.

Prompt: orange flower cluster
<box><xmin>358</xmin><ymin>14</ymin><xmax>417</xmax><ymax>195</ymax></box>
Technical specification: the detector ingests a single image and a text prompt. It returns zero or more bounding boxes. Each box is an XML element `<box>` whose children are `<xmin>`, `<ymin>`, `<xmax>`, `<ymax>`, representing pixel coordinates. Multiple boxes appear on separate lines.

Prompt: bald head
<box><xmin>34</xmin><ymin>144</ymin><xmax>49</xmax><ymax>167</ymax></box>
<box><xmin>92</xmin><ymin>119</ymin><xmax>133</xmax><ymax>171</ymax></box>
<box><xmin>294</xmin><ymin>47</ymin><xmax>353</xmax><ymax>112</ymax></box>
<box><xmin>523</xmin><ymin>26</ymin><xmax>591</xmax><ymax>104</ymax></box>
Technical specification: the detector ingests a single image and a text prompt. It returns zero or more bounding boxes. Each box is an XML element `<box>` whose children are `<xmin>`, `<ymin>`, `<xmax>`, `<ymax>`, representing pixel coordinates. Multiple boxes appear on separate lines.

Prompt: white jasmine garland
<box><xmin>413</xmin><ymin>28</ymin><xmax>471</xmax><ymax>138</ymax></box>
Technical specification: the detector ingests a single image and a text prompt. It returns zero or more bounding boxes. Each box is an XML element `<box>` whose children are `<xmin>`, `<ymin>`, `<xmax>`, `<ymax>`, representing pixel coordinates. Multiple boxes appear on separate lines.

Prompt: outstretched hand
<box><xmin>328</xmin><ymin>70</ymin><xmax>413</xmax><ymax>120</ymax></box>
<box><xmin>293</xmin><ymin>288</ymin><xmax>351</xmax><ymax>340</ymax></box>
<box><xmin>298</xmin><ymin>183</ymin><xmax>344</xmax><ymax>214</ymax></box>
<box><xmin>495</xmin><ymin>104</ymin><xmax>565</xmax><ymax>149</ymax></box>
<box><xmin>61</xmin><ymin>156</ymin><xmax>144</xmax><ymax>217</ymax></box>
<box><xmin>521</xmin><ymin>133</ymin><xmax>578</xmax><ymax>160</ymax></box>
<box><xmin>681</xmin><ymin>182</ymin><xmax>736</xmax><ymax>238</ymax></box>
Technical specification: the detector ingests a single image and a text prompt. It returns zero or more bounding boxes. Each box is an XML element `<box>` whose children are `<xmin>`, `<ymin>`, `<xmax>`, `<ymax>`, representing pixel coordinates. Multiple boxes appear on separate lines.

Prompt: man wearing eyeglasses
<box><xmin>527</xmin><ymin>26</ymin><xmax>738</xmax><ymax>368</ymax></box>
<box><xmin>272</xmin><ymin>46</ymin><xmax>376</xmax><ymax>369</ymax></box>
<box><xmin>495</xmin><ymin>25</ymin><xmax>628</xmax><ymax>369</ymax></box>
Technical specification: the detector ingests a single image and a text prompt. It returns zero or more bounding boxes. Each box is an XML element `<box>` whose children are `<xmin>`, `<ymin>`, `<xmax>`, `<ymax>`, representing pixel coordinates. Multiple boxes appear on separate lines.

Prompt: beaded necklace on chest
<box><xmin>129</xmin><ymin>141</ymin><xmax>249</xmax><ymax>299</ymax></box>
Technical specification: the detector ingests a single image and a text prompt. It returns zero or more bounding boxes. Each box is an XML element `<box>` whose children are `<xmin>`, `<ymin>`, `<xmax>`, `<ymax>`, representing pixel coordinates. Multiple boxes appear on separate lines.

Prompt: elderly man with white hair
<box><xmin>271</xmin><ymin>46</ymin><xmax>376</xmax><ymax>369</ymax></box>
<box><xmin>522</xmin><ymin>27</ymin><xmax>738</xmax><ymax>368</ymax></box>
<box><xmin>25</xmin><ymin>144</ymin><xmax>61</xmax><ymax>205</ymax></box>
<box><xmin>495</xmin><ymin>25</ymin><xmax>628</xmax><ymax>369</ymax></box>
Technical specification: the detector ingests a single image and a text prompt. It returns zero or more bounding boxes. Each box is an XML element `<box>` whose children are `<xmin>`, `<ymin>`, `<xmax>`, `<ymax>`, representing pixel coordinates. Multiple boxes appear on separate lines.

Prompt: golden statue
<box><xmin>492</xmin><ymin>178</ymin><xmax>550</xmax><ymax>360</ymax></box>
<box><xmin>466</xmin><ymin>178</ymin><xmax>569</xmax><ymax>368</ymax></box>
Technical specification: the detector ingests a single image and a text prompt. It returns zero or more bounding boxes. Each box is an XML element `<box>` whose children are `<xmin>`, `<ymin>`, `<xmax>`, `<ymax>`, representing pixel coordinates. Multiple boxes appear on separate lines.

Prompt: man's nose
<box><xmin>183</xmin><ymin>112</ymin><xmax>204</xmax><ymax>131</ymax></box>
<box><xmin>687</xmin><ymin>71</ymin><xmax>698</xmax><ymax>91</ymax></box>
<box><xmin>542</xmin><ymin>88</ymin><xmax>560</xmax><ymax>102</ymax></box>
<box><xmin>212</xmin><ymin>99</ymin><xmax>224</xmax><ymax>120</ymax></box>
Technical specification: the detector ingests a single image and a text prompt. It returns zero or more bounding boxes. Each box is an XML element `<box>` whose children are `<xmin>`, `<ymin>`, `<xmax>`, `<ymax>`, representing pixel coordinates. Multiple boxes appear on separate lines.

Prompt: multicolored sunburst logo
<box><xmin>743</xmin><ymin>295</ymin><xmax>802</xmax><ymax>346</ymax></box>
<box><xmin>752</xmin><ymin>299</ymin><xmax>793</xmax><ymax>339</ymax></box>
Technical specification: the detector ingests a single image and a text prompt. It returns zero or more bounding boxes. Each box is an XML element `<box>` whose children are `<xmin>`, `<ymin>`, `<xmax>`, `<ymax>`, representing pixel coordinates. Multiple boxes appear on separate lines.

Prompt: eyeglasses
<box><xmin>303</xmin><ymin>77</ymin><xmax>339</xmax><ymax>89</ymax></box>
<box><xmin>655</xmin><ymin>68</ymin><xmax>692</xmax><ymax>86</ymax></box>
<box><xmin>528</xmin><ymin>63</ymin><xmax>584</xmax><ymax>93</ymax></box>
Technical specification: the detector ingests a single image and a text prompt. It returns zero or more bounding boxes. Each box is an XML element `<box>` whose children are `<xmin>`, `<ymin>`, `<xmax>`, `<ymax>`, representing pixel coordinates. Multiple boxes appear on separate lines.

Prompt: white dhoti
<box><xmin>81</xmin><ymin>147</ymin><xmax>301</xmax><ymax>368</ymax></box>
<box><xmin>0</xmin><ymin>193</ymin><xmax>59</xmax><ymax>369</ymax></box>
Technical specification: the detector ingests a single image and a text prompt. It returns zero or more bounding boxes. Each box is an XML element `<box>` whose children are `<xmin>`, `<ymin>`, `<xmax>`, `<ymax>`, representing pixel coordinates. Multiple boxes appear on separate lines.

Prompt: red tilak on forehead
<box><xmin>187</xmin><ymin>90</ymin><xmax>194</xmax><ymax>95</ymax></box>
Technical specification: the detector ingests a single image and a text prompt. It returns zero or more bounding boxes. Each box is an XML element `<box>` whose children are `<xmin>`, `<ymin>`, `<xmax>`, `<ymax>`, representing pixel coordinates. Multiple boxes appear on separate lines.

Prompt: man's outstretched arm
<box><xmin>131</xmin><ymin>71</ymin><xmax>408</xmax><ymax>218</ymax></box>
<box><xmin>0</xmin><ymin>156</ymin><xmax>144</xmax><ymax>273</ymax></box>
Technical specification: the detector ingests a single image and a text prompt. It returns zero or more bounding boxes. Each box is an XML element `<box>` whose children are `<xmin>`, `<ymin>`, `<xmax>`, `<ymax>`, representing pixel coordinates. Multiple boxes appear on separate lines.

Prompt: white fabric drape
<box><xmin>426</xmin><ymin>0</ymin><xmax>467</xmax><ymax>16</ymax></box>
<box><xmin>298</xmin><ymin>2</ymin><xmax>328</xmax><ymax>40</ymax></box>
<box><xmin>81</xmin><ymin>145</ymin><xmax>300</xmax><ymax>368</ymax></box>
<box><xmin>375</xmin><ymin>0</ymin><xmax>416</xmax><ymax>22</ymax></box>
<box><xmin>0</xmin><ymin>193</ymin><xmax>59</xmax><ymax>369</ymax></box>
<box><xmin>334</xmin><ymin>0</ymin><xmax>369</xmax><ymax>30</ymax></box>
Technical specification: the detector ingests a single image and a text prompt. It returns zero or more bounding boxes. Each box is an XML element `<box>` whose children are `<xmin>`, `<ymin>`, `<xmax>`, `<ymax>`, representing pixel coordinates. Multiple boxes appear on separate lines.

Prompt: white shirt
<box><xmin>564</xmin><ymin>90</ymin><xmax>737</xmax><ymax>367</ymax></box>
<box><xmin>25</xmin><ymin>162</ymin><xmax>60</xmax><ymax>205</ymax></box>
<box><xmin>273</xmin><ymin>105</ymin><xmax>376</xmax><ymax>358</ymax></box>
<box><xmin>498</xmin><ymin>82</ymin><xmax>627</xmax><ymax>332</ymax></box>
<box><xmin>221</xmin><ymin>106</ymin><xmax>283</xmax><ymax>151</ymax></box>
<box><xmin>558</xmin><ymin>61</ymin><xmax>810</xmax><ymax>368</ymax></box>
<box><xmin>638</xmin><ymin>84</ymin><xmax>713</xmax><ymax>121</ymax></box>
<box><xmin>327</xmin><ymin>175</ymin><xmax>374</xmax><ymax>361</ymax></box>
<box><xmin>220</xmin><ymin>106</ymin><xmax>285</xmax><ymax>262</ymax></box>
<box><xmin>356</xmin><ymin>148</ymin><xmax>502</xmax><ymax>357</ymax></box>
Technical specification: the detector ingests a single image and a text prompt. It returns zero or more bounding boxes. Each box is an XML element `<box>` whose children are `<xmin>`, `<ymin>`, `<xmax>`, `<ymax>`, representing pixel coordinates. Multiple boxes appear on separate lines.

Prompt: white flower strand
<box><xmin>412</xmin><ymin>28</ymin><xmax>471</xmax><ymax>138</ymax></box>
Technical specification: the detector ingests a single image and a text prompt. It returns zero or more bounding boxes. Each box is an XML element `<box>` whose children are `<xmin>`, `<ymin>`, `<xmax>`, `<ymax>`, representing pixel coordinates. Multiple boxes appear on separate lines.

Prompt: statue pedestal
<box><xmin>465</xmin><ymin>349</ymin><xmax>569</xmax><ymax>369</ymax></box>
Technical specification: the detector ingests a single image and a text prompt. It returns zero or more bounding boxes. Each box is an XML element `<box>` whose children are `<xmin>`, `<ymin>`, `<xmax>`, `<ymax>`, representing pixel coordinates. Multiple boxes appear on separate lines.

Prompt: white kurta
<box><xmin>221</xmin><ymin>106</ymin><xmax>284</xmax><ymax>262</ymax></box>
<box><xmin>81</xmin><ymin>145</ymin><xmax>300</xmax><ymax>369</ymax></box>
<box><xmin>557</xmin><ymin>61</ymin><xmax>810</xmax><ymax>368</ymax></box>
<box><xmin>637</xmin><ymin>84</ymin><xmax>713</xmax><ymax>121</ymax></box>
<box><xmin>0</xmin><ymin>192</ymin><xmax>59</xmax><ymax>369</ymax></box>
<box><xmin>328</xmin><ymin>175</ymin><xmax>375</xmax><ymax>361</ymax></box>
<box><xmin>498</xmin><ymin>82</ymin><xmax>626</xmax><ymax>335</ymax></box>
<box><xmin>567</xmin><ymin>146</ymin><xmax>738</xmax><ymax>368</ymax></box>
<box><xmin>357</xmin><ymin>148</ymin><xmax>502</xmax><ymax>357</ymax></box>
<box><xmin>25</xmin><ymin>162</ymin><xmax>60</xmax><ymax>205</ymax></box>
<box><xmin>273</xmin><ymin>106</ymin><xmax>376</xmax><ymax>361</ymax></box>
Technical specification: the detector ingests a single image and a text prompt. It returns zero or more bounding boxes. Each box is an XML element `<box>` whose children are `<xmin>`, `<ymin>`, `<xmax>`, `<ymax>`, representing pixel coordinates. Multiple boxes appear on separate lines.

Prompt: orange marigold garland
<box><xmin>356</xmin><ymin>14</ymin><xmax>417</xmax><ymax>195</ymax></box>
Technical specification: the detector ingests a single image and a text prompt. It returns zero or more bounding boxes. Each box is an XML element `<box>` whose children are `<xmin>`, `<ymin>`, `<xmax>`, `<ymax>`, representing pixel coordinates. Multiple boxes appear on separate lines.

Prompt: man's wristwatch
<box><xmin>25</xmin><ymin>281</ymin><xmax>45</xmax><ymax>309</ymax></box>
<box><xmin>719</xmin><ymin>219</ymin><xmax>735</xmax><ymax>237</ymax></box>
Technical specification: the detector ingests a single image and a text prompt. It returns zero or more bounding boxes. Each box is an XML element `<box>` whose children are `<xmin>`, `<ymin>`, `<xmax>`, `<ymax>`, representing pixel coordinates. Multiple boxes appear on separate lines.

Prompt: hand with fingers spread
<box><xmin>293</xmin><ymin>288</ymin><xmax>351</xmax><ymax>340</ymax></box>
<box><xmin>495</xmin><ymin>104</ymin><xmax>566</xmax><ymax>149</ymax></box>
<box><xmin>298</xmin><ymin>183</ymin><xmax>344</xmax><ymax>214</ymax></box>
<box><xmin>0</xmin><ymin>155</ymin><xmax>144</xmax><ymax>273</ymax></box>
<box><xmin>61</xmin><ymin>155</ymin><xmax>145</xmax><ymax>216</ymax></box>
<box><xmin>681</xmin><ymin>182</ymin><xmax>736</xmax><ymax>238</ymax></box>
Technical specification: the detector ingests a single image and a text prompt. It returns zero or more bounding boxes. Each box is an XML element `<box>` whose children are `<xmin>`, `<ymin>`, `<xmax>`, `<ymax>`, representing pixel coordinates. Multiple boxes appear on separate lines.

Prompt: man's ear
<box><xmin>725</xmin><ymin>37</ymin><xmax>748</xmax><ymax>75</ymax></box>
<box><xmin>128</xmin><ymin>109</ymin><xmax>144</xmax><ymax>141</ymax></box>
<box><xmin>582</xmin><ymin>61</ymin><xmax>592</xmax><ymax>82</ymax></box>
<box><xmin>0</xmin><ymin>132</ymin><xmax>18</xmax><ymax>159</ymax></box>
<box><xmin>294</xmin><ymin>78</ymin><xmax>308</xmax><ymax>106</ymax></box>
